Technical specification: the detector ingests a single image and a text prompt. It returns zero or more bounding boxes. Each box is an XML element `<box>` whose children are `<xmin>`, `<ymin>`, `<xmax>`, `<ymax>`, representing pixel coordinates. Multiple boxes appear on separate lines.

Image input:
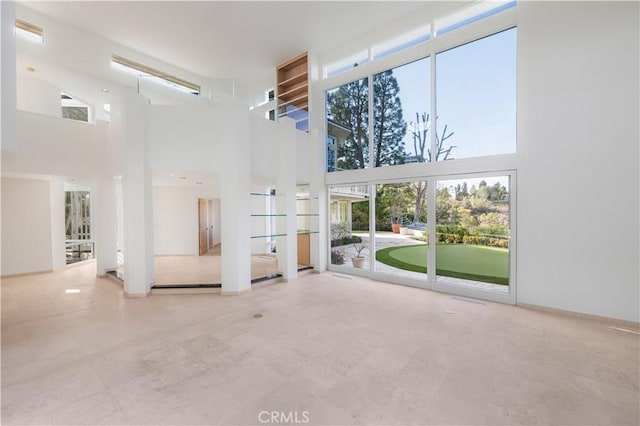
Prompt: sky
<box><xmin>384</xmin><ymin>27</ymin><xmax>517</xmax><ymax>161</ymax></box>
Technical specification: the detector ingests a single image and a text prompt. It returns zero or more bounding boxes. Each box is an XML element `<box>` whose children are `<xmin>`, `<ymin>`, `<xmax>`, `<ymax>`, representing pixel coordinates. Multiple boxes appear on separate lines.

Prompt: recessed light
<box><xmin>101</xmin><ymin>88</ymin><xmax>109</xmax><ymax>93</ymax></box>
<box><xmin>26</xmin><ymin>66</ymin><xmax>35</xmax><ymax>72</ymax></box>
<box><xmin>65</xmin><ymin>289</ymin><xmax>80</xmax><ymax>294</ymax></box>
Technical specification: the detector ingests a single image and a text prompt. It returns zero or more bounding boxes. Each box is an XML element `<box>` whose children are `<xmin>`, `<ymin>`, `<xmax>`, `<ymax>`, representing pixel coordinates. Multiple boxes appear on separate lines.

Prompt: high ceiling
<box><xmin>21</xmin><ymin>1</ymin><xmax>438</xmax><ymax>85</ymax></box>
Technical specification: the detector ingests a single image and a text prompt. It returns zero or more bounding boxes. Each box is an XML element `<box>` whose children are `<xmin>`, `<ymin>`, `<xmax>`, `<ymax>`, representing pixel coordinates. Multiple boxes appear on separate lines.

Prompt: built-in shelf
<box><xmin>251</xmin><ymin>214</ymin><xmax>287</xmax><ymax>217</ymax></box>
<box><xmin>277</xmin><ymin>52</ymin><xmax>308</xmax><ymax>112</ymax></box>
<box><xmin>277</xmin><ymin>93</ymin><xmax>308</xmax><ymax>109</ymax></box>
<box><xmin>277</xmin><ymin>71</ymin><xmax>308</xmax><ymax>88</ymax></box>
<box><xmin>251</xmin><ymin>233</ymin><xmax>287</xmax><ymax>239</ymax></box>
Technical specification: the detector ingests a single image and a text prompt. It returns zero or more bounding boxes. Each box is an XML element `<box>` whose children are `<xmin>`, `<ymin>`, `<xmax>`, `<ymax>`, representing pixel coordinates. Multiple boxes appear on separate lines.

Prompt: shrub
<box><xmin>331</xmin><ymin>235</ymin><xmax>362</xmax><ymax>247</ymax></box>
<box><xmin>436</xmin><ymin>225</ymin><xmax>468</xmax><ymax>244</ymax></box>
<box><xmin>463</xmin><ymin>234</ymin><xmax>509</xmax><ymax>248</ymax></box>
<box><xmin>330</xmin><ymin>221</ymin><xmax>351</xmax><ymax>241</ymax></box>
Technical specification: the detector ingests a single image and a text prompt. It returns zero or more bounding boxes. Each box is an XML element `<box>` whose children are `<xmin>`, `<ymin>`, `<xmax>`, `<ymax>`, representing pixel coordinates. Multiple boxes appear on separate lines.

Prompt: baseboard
<box><xmin>518</xmin><ymin>303</ymin><xmax>639</xmax><ymax>328</ymax></box>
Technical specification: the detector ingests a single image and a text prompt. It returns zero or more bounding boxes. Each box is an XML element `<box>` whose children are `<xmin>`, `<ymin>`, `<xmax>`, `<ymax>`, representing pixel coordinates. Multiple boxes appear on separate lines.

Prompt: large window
<box><xmin>436</xmin><ymin>28</ymin><xmax>517</xmax><ymax>159</ymax></box>
<box><xmin>324</xmin><ymin>8</ymin><xmax>517</xmax><ymax>303</ymax></box>
<box><xmin>326</xmin><ymin>78</ymin><xmax>369</xmax><ymax>171</ymax></box>
<box><xmin>326</xmin><ymin>28</ymin><xmax>516</xmax><ymax>172</ymax></box>
<box><xmin>373</xmin><ymin>57</ymin><xmax>431</xmax><ymax>167</ymax></box>
<box><xmin>435</xmin><ymin>176</ymin><xmax>511</xmax><ymax>293</ymax></box>
<box><xmin>328</xmin><ymin>174</ymin><xmax>515</xmax><ymax>301</ymax></box>
<box><xmin>374</xmin><ymin>181</ymin><xmax>429</xmax><ymax>280</ymax></box>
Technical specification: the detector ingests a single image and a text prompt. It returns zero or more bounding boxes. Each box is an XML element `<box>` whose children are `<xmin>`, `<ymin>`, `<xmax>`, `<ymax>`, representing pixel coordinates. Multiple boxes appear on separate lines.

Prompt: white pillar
<box><xmin>121</xmin><ymin>92</ymin><xmax>154</xmax><ymax>296</ymax></box>
<box><xmin>276</xmin><ymin>118</ymin><xmax>298</xmax><ymax>280</ymax></box>
<box><xmin>94</xmin><ymin>177</ymin><xmax>118</xmax><ymax>276</ymax></box>
<box><xmin>220</xmin><ymin>103</ymin><xmax>251</xmax><ymax>294</ymax></box>
<box><xmin>307</xmin><ymin>53</ymin><xmax>328</xmax><ymax>272</ymax></box>
<box><xmin>1</xmin><ymin>0</ymin><xmax>17</xmax><ymax>151</ymax></box>
<box><xmin>309</xmin><ymin>128</ymin><xmax>327</xmax><ymax>271</ymax></box>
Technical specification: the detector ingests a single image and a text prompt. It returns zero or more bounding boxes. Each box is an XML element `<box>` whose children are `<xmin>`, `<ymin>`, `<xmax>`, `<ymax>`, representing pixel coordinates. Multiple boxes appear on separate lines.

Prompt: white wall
<box><xmin>3</xmin><ymin>111</ymin><xmax>101</xmax><ymax>177</ymax></box>
<box><xmin>153</xmin><ymin>186</ymin><xmax>220</xmax><ymax>256</ymax></box>
<box><xmin>16</xmin><ymin>72</ymin><xmax>61</xmax><ymax>118</ymax></box>
<box><xmin>147</xmin><ymin>105</ymin><xmax>220</xmax><ymax>172</ymax></box>
<box><xmin>1</xmin><ymin>177</ymin><xmax>53</xmax><ymax>275</ymax></box>
<box><xmin>295</xmin><ymin>125</ymin><xmax>312</xmax><ymax>184</ymax></box>
<box><xmin>250</xmin><ymin>114</ymin><xmax>279</xmax><ymax>181</ymax></box>
<box><xmin>1</xmin><ymin>0</ymin><xmax>17</xmax><ymax>151</ymax></box>
<box><xmin>517</xmin><ymin>1</ymin><xmax>639</xmax><ymax>322</ymax></box>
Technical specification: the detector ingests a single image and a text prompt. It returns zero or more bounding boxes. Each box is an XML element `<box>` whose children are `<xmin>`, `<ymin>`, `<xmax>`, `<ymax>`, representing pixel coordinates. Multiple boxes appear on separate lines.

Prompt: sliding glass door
<box><xmin>432</xmin><ymin>174</ymin><xmax>514</xmax><ymax>302</ymax></box>
<box><xmin>327</xmin><ymin>172</ymin><xmax>516</xmax><ymax>303</ymax></box>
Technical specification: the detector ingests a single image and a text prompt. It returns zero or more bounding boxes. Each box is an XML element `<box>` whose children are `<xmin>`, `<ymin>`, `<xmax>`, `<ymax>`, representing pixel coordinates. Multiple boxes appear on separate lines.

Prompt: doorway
<box><xmin>198</xmin><ymin>198</ymin><xmax>215</xmax><ymax>255</ymax></box>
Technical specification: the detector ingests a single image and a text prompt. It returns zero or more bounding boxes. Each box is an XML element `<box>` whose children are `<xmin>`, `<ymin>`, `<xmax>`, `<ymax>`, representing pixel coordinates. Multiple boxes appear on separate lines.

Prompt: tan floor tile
<box><xmin>2</xmin><ymin>262</ymin><xmax>638</xmax><ymax>425</ymax></box>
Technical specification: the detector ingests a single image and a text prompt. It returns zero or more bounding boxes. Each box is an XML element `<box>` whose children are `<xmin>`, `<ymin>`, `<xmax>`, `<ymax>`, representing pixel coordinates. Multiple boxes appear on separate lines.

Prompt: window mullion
<box><xmin>368</xmin><ymin>74</ymin><xmax>374</xmax><ymax>168</ymax></box>
<box><xmin>427</xmin><ymin>177</ymin><xmax>437</xmax><ymax>288</ymax></box>
<box><xmin>430</xmin><ymin>52</ymin><xmax>437</xmax><ymax>163</ymax></box>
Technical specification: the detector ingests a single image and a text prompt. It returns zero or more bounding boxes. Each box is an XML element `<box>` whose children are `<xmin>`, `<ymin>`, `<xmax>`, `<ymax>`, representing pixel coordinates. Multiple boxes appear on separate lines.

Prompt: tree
<box><xmin>373</xmin><ymin>71</ymin><xmax>407</xmax><ymax>167</ymax></box>
<box><xmin>375</xmin><ymin>183</ymin><xmax>414</xmax><ymax>229</ymax></box>
<box><xmin>326</xmin><ymin>71</ymin><xmax>407</xmax><ymax>170</ymax></box>
<box><xmin>408</xmin><ymin>112</ymin><xmax>456</xmax><ymax>222</ymax></box>
<box><xmin>327</xmin><ymin>78</ymin><xmax>369</xmax><ymax>170</ymax></box>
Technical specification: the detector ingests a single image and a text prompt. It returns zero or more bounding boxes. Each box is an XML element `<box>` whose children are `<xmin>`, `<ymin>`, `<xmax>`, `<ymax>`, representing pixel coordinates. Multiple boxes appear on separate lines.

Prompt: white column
<box><xmin>275</xmin><ymin>118</ymin><xmax>298</xmax><ymax>280</ymax></box>
<box><xmin>121</xmin><ymin>92</ymin><xmax>154</xmax><ymax>296</ymax></box>
<box><xmin>1</xmin><ymin>0</ymin><xmax>17</xmax><ymax>151</ymax></box>
<box><xmin>94</xmin><ymin>177</ymin><xmax>118</xmax><ymax>276</ymax></box>
<box><xmin>309</xmin><ymin>128</ymin><xmax>327</xmax><ymax>271</ymax></box>
<box><xmin>220</xmin><ymin>103</ymin><xmax>251</xmax><ymax>294</ymax></box>
<box><xmin>307</xmin><ymin>52</ymin><xmax>328</xmax><ymax>272</ymax></box>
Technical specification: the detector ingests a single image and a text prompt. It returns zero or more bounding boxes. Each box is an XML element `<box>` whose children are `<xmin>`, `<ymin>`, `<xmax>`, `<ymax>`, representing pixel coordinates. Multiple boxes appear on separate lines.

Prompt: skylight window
<box><xmin>111</xmin><ymin>54</ymin><xmax>200</xmax><ymax>95</ymax></box>
<box><xmin>61</xmin><ymin>93</ymin><xmax>90</xmax><ymax>122</ymax></box>
<box><xmin>372</xmin><ymin>24</ymin><xmax>431</xmax><ymax>60</ymax></box>
<box><xmin>434</xmin><ymin>0</ymin><xmax>517</xmax><ymax>36</ymax></box>
<box><xmin>324</xmin><ymin>50</ymin><xmax>369</xmax><ymax>78</ymax></box>
<box><xmin>15</xmin><ymin>19</ymin><xmax>44</xmax><ymax>44</ymax></box>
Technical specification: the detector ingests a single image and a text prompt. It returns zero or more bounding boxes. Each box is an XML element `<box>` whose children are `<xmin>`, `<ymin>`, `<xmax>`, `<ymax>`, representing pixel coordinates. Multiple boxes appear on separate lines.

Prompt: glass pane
<box><xmin>435</xmin><ymin>28</ymin><xmax>516</xmax><ymax>160</ymax></box>
<box><xmin>326</xmin><ymin>78</ymin><xmax>369</xmax><ymax>172</ymax></box>
<box><xmin>325</xmin><ymin>50</ymin><xmax>369</xmax><ymax>78</ymax></box>
<box><xmin>374</xmin><ymin>181</ymin><xmax>428</xmax><ymax>280</ymax></box>
<box><xmin>329</xmin><ymin>185</ymin><xmax>370</xmax><ymax>269</ymax></box>
<box><xmin>372</xmin><ymin>25</ymin><xmax>431</xmax><ymax>60</ymax></box>
<box><xmin>434</xmin><ymin>1</ymin><xmax>517</xmax><ymax>37</ymax></box>
<box><xmin>250</xmin><ymin>189</ymin><xmax>280</xmax><ymax>280</ymax></box>
<box><xmin>373</xmin><ymin>57</ymin><xmax>431</xmax><ymax>167</ymax></box>
<box><xmin>435</xmin><ymin>176</ymin><xmax>510</xmax><ymax>292</ymax></box>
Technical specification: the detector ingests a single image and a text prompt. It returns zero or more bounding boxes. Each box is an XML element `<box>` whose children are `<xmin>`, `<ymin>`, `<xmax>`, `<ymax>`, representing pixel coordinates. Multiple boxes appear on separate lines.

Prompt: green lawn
<box><xmin>375</xmin><ymin>243</ymin><xmax>509</xmax><ymax>285</ymax></box>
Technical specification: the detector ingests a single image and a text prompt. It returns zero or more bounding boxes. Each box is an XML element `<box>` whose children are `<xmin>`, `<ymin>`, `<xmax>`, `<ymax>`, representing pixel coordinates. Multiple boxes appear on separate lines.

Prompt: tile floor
<box><xmin>2</xmin><ymin>262</ymin><xmax>639</xmax><ymax>425</ymax></box>
<box><xmin>154</xmin><ymin>253</ymin><xmax>278</xmax><ymax>285</ymax></box>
